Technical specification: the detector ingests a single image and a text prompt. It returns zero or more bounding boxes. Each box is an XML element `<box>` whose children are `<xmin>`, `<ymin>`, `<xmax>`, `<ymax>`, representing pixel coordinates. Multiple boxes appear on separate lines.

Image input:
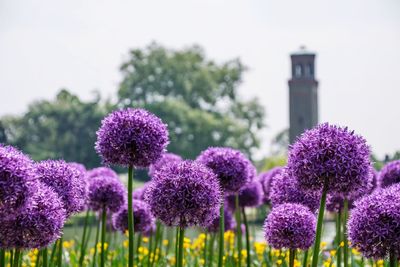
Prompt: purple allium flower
<box><xmin>68</xmin><ymin>162</ymin><xmax>86</xmax><ymax>174</ymax></box>
<box><xmin>85</xmin><ymin>167</ymin><xmax>119</xmax><ymax>180</ymax></box>
<box><xmin>378</xmin><ymin>160</ymin><xmax>400</xmax><ymax>188</ymax></box>
<box><xmin>226</xmin><ymin>181</ymin><xmax>263</xmax><ymax>209</ymax></box>
<box><xmin>0</xmin><ymin>145</ymin><xmax>37</xmax><ymax>216</ymax></box>
<box><xmin>264</xmin><ymin>203</ymin><xmax>316</xmax><ymax>250</ymax></box>
<box><xmin>132</xmin><ymin>183</ymin><xmax>150</xmax><ymax>201</ymax></box>
<box><xmin>148</xmin><ymin>152</ymin><xmax>182</xmax><ymax>177</ymax></box>
<box><xmin>287</xmin><ymin>123</ymin><xmax>371</xmax><ymax>195</ymax></box>
<box><xmin>35</xmin><ymin>160</ymin><xmax>87</xmax><ymax>216</ymax></box>
<box><xmin>270</xmin><ymin>169</ymin><xmax>321</xmax><ymax>212</ymax></box>
<box><xmin>88</xmin><ymin>176</ymin><xmax>126</xmax><ymax>213</ymax></box>
<box><xmin>258</xmin><ymin>167</ymin><xmax>283</xmax><ymax>204</ymax></box>
<box><xmin>348</xmin><ymin>184</ymin><xmax>400</xmax><ymax>259</ymax></box>
<box><xmin>0</xmin><ymin>182</ymin><xmax>66</xmax><ymax>249</ymax></box>
<box><xmin>197</xmin><ymin>147</ymin><xmax>256</xmax><ymax>193</ymax></box>
<box><xmin>206</xmin><ymin>209</ymin><xmax>236</xmax><ymax>233</ymax></box>
<box><xmin>143</xmin><ymin>222</ymin><xmax>156</xmax><ymax>237</ymax></box>
<box><xmin>145</xmin><ymin>160</ymin><xmax>221</xmax><ymax>228</ymax></box>
<box><xmin>112</xmin><ymin>199</ymin><xmax>155</xmax><ymax>234</ymax></box>
<box><xmin>95</xmin><ymin>108</ymin><xmax>169</xmax><ymax>168</ymax></box>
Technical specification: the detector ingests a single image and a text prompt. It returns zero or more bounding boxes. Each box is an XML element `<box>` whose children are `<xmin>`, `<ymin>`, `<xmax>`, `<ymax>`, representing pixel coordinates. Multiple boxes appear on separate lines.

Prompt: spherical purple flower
<box><xmin>88</xmin><ymin>176</ymin><xmax>126</xmax><ymax>213</ymax></box>
<box><xmin>378</xmin><ymin>160</ymin><xmax>400</xmax><ymax>188</ymax></box>
<box><xmin>348</xmin><ymin>185</ymin><xmax>400</xmax><ymax>259</ymax></box>
<box><xmin>145</xmin><ymin>160</ymin><xmax>221</xmax><ymax>228</ymax></box>
<box><xmin>287</xmin><ymin>123</ymin><xmax>371</xmax><ymax>195</ymax></box>
<box><xmin>95</xmin><ymin>108</ymin><xmax>169</xmax><ymax>168</ymax></box>
<box><xmin>35</xmin><ymin>160</ymin><xmax>87</xmax><ymax>216</ymax></box>
<box><xmin>86</xmin><ymin>167</ymin><xmax>119</xmax><ymax>180</ymax></box>
<box><xmin>113</xmin><ymin>199</ymin><xmax>155</xmax><ymax>234</ymax></box>
<box><xmin>226</xmin><ymin>181</ymin><xmax>263</xmax><ymax>209</ymax></box>
<box><xmin>0</xmin><ymin>182</ymin><xmax>66</xmax><ymax>249</ymax></box>
<box><xmin>264</xmin><ymin>203</ymin><xmax>316</xmax><ymax>250</ymax></box>
<box><xmin>206</xmin><ymin>209</ymin><xmax>236</xmax><ymax>233</ymax></box>
<box><xmin>270</xmin><ymin>169</ymin><xmax>321</xmax><ymax>212</ymax></box>
<box><xmin>132</xmin><ymin>183</ymin><xmax>150</xmax><ymax>201</ymax></box>
<box><xmin>197</xmin><ymin>147</ymin><xmax>256</xmax><ymax>193</ymax></box>
<box><xmin>258</xmin><ymin>167</ymin><xmax>283</xmax><ymax>204</ymax></box>
<box><xmin>0</xmin><ymin>145</ymin><xmax>37</xmax><ymax>216</ymax></box>
<box><xmin>148</xmin><ymin>152</ymin><xmax>182</xmax><ymax>177</ymax></box>
<box><xmin>68</xmin><ymin>162</ymin><xmax>86</xmax><ymax>174</ymax></box>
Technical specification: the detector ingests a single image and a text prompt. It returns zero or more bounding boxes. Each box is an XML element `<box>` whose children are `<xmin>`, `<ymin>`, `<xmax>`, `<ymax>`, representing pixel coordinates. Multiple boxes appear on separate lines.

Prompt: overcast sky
<box><xmin>0</xmin><ymin>0</ymin><xmax>399</xmax><ymax>159</ymax></box>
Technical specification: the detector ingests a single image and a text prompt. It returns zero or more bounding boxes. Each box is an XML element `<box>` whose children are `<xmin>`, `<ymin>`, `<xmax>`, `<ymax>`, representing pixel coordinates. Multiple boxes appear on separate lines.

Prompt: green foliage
<box><xmin>118</xmin><ymin>43</ymin><xmax>266</xmax><ymax>159</ymax></box>
<box><xmin>2</xmin><ymin>89</ymin><xmax>108</xmax><ymax>168</ymax></box>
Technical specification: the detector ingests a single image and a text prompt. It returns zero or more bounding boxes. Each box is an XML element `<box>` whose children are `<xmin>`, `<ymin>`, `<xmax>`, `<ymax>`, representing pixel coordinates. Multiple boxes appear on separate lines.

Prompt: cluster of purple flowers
<box><xmin>378</xmin><ymin>160</ymin><xmax>400</xmax><ymax>188</ymax></box>
<box><xmin>113</xmin><ymin>199</ymin><xmax>155</xmax><ymax>233</ymax></box>
<box><xmin>226</xmin><ymin>181</ymin><xmax>263</xmax><ymax>210</ymax></box>
<box><xmin>258</xmin><ymin>167</ymin><xmax>283</xmax><ymax>204</ymax></box>
<box><xmin>148</xmin><ymin>152</ymin><xmax>182</xmax><ymax>177</ymax></box>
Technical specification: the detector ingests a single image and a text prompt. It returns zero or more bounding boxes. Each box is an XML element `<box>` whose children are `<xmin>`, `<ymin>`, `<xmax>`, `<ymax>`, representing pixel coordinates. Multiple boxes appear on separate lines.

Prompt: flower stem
<box><xmin>311</xmin><ymin>184</ymin><xmax>328</xmax><ymax>267</ymax></box>
<box><xmin>178</xmin><ymin>227</ymin><xmax>185</xmax><ymax>267</ymax></box>
<box><xmin>336</xmin><ymin>210</ymin><xmax>342</xmax><ymax>267</ymax></box>
<box><xmin>0</xmin><ymin>249</ymin><xmax>4</xmax><ymax>267</ymax></box>
<box><xmin>100</xmin><ymin>207</ymin><xmax>107</xmax><ymax>267</ymax></box>
<box><xmin>389</xmin><ymin>249</ymin><xmax>397</xmax><ymax>267</ymax></box>
<box><xmin>57</xmin><ymin>236</ymin><xmax>63</xmax><ymax>267</ymax></box>
<box><xmin>218</xmin><ymin>199</ymin><xmax>225</xmax><ymax>267</ymax></box>
<box><xmin>343</xmin><ymin>199</ymin><xmax>349</xmax><ymax>267</ymax></box>
<box><xmin>12</xmin><ymin>250</ymin><xmax>20</xmax><ymax>267</ymax></box>
<box><xmin>302</xmin><ymin>249</ymin><xmax>308</xmax><ymax>267</ymax></box>
<box><xmin>289</xmin><ymin>249</ymin><xmax>296</xmax><ymax>267</ymax></box>
<box><xmin>128</xmin><ymin>165</ymin><xmax>135</xmax><ymax>267</ymax></box>
<box><xmin>49</xmin><ymin>241</ymin><xmax>58</xmax><ymax>267</ymax></box>
<box><xmin>235</xmin><ymin>194</ymin><xmax>242</xmax><ymax>267</ymax></box>
<box><xmin>79</xmin><ymin>209</ymin><xmax>90</xmax><ymax>266</ymax></box>
<box><xmin>175</xmin><ymin>227</ymin><xmax>179</xmax><ymax>267</ymax></box>
<box><xmin>242</xmin><ymin>208</ymin><xmax>251</xmax><ymax>267</ymax></box>
<box><xmin>208</xmin><ymin>233</ymin><xmax>216</xmax><ymax>265</ymax></box>
<box><xmin>36</xmin><ymin>250</ymin><xmax>42</xmax><ymax>267</ymax></box>
<box><xmin>43</xmin><ymin>247</ymin><xmax>48</xmax><ymax>267</ymax></box>
<box><xmin>203</xmin><ymin>233</ymin><xmax>208</xmax><ymax>266</ymax></box>
<box><xmin>91</xmin><ymin>215</ymin><xmax>101</xmax><ymax>267</ymax></box>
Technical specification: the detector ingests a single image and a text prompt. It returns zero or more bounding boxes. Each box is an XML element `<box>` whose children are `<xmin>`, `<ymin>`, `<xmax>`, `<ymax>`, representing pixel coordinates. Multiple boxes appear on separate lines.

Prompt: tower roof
<box><xmin>291</xmin><ymin>45</ymin><xmax>315</xmax><ymax>56</ymax></box>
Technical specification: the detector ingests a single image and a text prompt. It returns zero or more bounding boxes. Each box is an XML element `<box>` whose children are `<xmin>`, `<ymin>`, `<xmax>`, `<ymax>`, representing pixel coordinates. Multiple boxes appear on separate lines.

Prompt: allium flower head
<box><xmin>258</xmin><ymin>167</ymin><xmax>283</xmax><ymax>204</ymax></box>
<box><xmin>197</xmin><ymin>147</ymin><xmax>256</xmax><ymax>193</ymax></box>
<box><xmin>35</xmin><ymin>160</ymin><xmax>87</xmax><ymax>216</ymax></box>
<box><xmin>378</xmin><ymin>160</ymin><xmax>400</xmax><ymax>188</ymax></box>
<box><xmin>348</xmin><ymin>184</ymin><xmax>400</xmax><ymax>259</ymax></box>
<box><xmin>85</xmin><ymin>167</ymin><xmax>119</xmax><ymax>180</ymax></box>
<box><xmin>148</xmin><ymin>152</ymin><xmax>182</xmax><ymax>177</ymax></box>
<box><xmin>68</xmin><ymin>162</ymin><xmax>86</xmax><ymax>174</ymax></box>
<box><xmin>270</xmin><ymin>169</ymin><xmax>321</xmax><ymax>212</ymax></box>
<box><xmin>95</xmin><ymin>108</ymin><xmax>169</xmax><ymax>168</ymax></box>
<box><xmin>112</xmin><ymin>199</ymin><xmax>155</xmax><ymax>234</ymax></box>
<box><xmin>132</xmin><ymin>182</ymin><xmax>150</xmax><ymax>201</ymax></box>
<box><xmin>145</xmin><ymin>160</ymin><xmax>221</xmax><ymax>228</ymax></box>
<box><xmin>287</xmin><ymin>123</ymin><xmax>371</xmax><ymax>195</ymax></box>
<box><xmin>226</xmin><ymin>181</ymin><xmax>263</xmax><ymax>209</ymax></box>
<box><xmin>264</xmin><ymin>203</ymin><xmax>316</xmax><ymax>250</ymax></box>
<box><xmin>206</xmin><ymin>209</ymin><xmax>236</xmax><ymax>233</ymax></box>
<box><xmin>88</xmin><ymin>176</ymin><xmax>126</xmax><ymax>213</ymax></box>
<box><xmin>0</xmin><ymin>182</ymin><xmax>66</xmax><ymax>249</ymax></box>
<box><xmin>0</xmin><ymin>145</ymin><xmax>37</xmax><ymax>216</ymax></box>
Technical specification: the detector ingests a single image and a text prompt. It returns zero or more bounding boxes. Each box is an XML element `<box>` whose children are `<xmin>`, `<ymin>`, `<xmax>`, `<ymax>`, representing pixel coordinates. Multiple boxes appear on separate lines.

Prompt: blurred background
<box><xmin>1</xmin><ymin>0</ymin><xmax>399</xmax><ymax>177</ymax></box>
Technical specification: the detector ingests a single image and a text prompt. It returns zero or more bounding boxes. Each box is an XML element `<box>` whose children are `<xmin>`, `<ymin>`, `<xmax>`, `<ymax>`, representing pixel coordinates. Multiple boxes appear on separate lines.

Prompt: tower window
<box><xmin>294</xmin><ymin>64</ymin><xmax>302</xmax><ymax>77</ymax></box>
<box><xmin>305</xmin><ymin>63</ymin><xmax>313</xmax><ymax>77</ymax></box>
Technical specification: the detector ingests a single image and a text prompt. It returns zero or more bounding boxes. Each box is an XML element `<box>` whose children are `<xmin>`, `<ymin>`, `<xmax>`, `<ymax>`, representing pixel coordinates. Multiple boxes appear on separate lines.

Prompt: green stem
<box><xmin>36</xmin><ymin>250</ymin><xmax>42</xmax><ymax>267</ymax></box>
<box><xmin>242</xmin><ymin>208</ymin><xmax>251</xmax><ymax>267</ymax></box>
<box><xmin>302</xmin><ymin>250</ymin><xmax>308</xmax><ymax>267</ymax></box>
<box><xmin>79</xmin><ymin>209</ymin><xmax>90</xmax><ymax>266</ymax></box>
<box><xmin>0</xmin><ymin>249</ymin><xmax>4</xmax><ymax>267</ymax></box>
<box><xmin>10</xmin><ymin>250</ymin><xmax>13</xmax><ymax>267</ymax></box>
<box><xmin>147</xmin><ymin>228</ymin><xmax>154</xmax><ymax>267</ymax></box>
<box><xmin>390</xmin><ymin>249</ymin><xmax>397</xmax><ymax>267</ymax></box>
<box><xmin>43</xmin><ymin>248</ymin><xmax>48</xmax><ymax>267</ymax></box>
<box><xmin>91</xmin><ymin>215</ymin><xmax>101</xmax><ymax>267</ymax></box>
<box><xmin>151</xmin><ymin>221</ymin><xmax>161</xmax><ymax>267</ymax></box>
<box><xmin>208</xmin><ymin>233</ymin><xmax>216</xmax><ymax>265</ymax></box>
<box><xmin>310</xmin><ymin>184</ymin><xmax>328</xmax><ymax>267</ymax></box>
<box><xmin>57</xmin><ymin>236</ymin><xmax>63</xmax><ymax>267</ymax></box>
<box><xmin>203</xmin><ymin>233</ymin><xmax>208</xmax><ymax>267</ymax></box>
<box><xmin>136</xmin><ymin>233</ymin><xmax>142</xmax><ymax>254</ymax></box>
<box><xmin>101</xmin><ymin>207</ymin><xmax>107</xmax><ymax>267</ymax></box>
<box><xmin>289</xmin><ymin>249</ymin><xmax>296</xmax><ymax>267</ymax></box>
<box><xmin>235</xmin><ymin>194</ymin><xmax>242</xmax><ymax>267</ymax></box>
<box><xmin>12</xmin><ymin>250</ymin><xmax>20</xmax><ymax>267</ymax></box>
<box><xmin>49</xmin><ymin>241</ymin><xmax>58</xmax><ymax>267</ymax></box>
<box><xmin>178</xmin><ymin>227</ymin><xmax>185</xmax><ymax>267</ymax></box>
<box><xmin>175</xmin><ymin>227</ymin><xmax>179</xmax><ymax>267</ymax></box>
<box><xmin>343</xmin><ymin>199</ymin><xmax>349</xmax><ymax>267</ymax></box>
<box><xmin>218</xmin><ymin>199</ymin><xmax>225</xmax><ymax>267</ymax></box>
<box><xmin>336</xmin><ymin>210</ymin><xmax>342</xmax><ymax>267</ymax></box>
<box><xmin>128</xmin><ymin>165</ymin><xmax>135</xmax><ymax>267</ymax></box>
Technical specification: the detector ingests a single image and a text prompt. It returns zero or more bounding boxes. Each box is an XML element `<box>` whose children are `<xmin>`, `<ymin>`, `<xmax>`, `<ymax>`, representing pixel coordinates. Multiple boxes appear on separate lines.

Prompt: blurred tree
<box><xmin>270</xmin><ymin>128</ymin><xmax>289</xmax><ymax>156</ymax></box>
<box><xmin>118</xmin><ymin>43</ymin><xmax>266</xmax><ymax>159</ymax></box>
<box><xmin>2</xmin><ymin>89</ymin><xmax>109</xmax><ymax>168</ymax></box>
<box><xmin>0</xmin><ymin>121</ymin><xmax>7</xmax><ymax>143</ymax></box>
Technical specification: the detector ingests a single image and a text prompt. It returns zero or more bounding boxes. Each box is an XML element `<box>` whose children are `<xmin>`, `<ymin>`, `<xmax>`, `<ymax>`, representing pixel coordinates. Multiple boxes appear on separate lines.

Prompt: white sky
<box><xmin>0</xmin><ymin>0</ymin><xmax>399</xmax><ymax>159</ymax></box>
